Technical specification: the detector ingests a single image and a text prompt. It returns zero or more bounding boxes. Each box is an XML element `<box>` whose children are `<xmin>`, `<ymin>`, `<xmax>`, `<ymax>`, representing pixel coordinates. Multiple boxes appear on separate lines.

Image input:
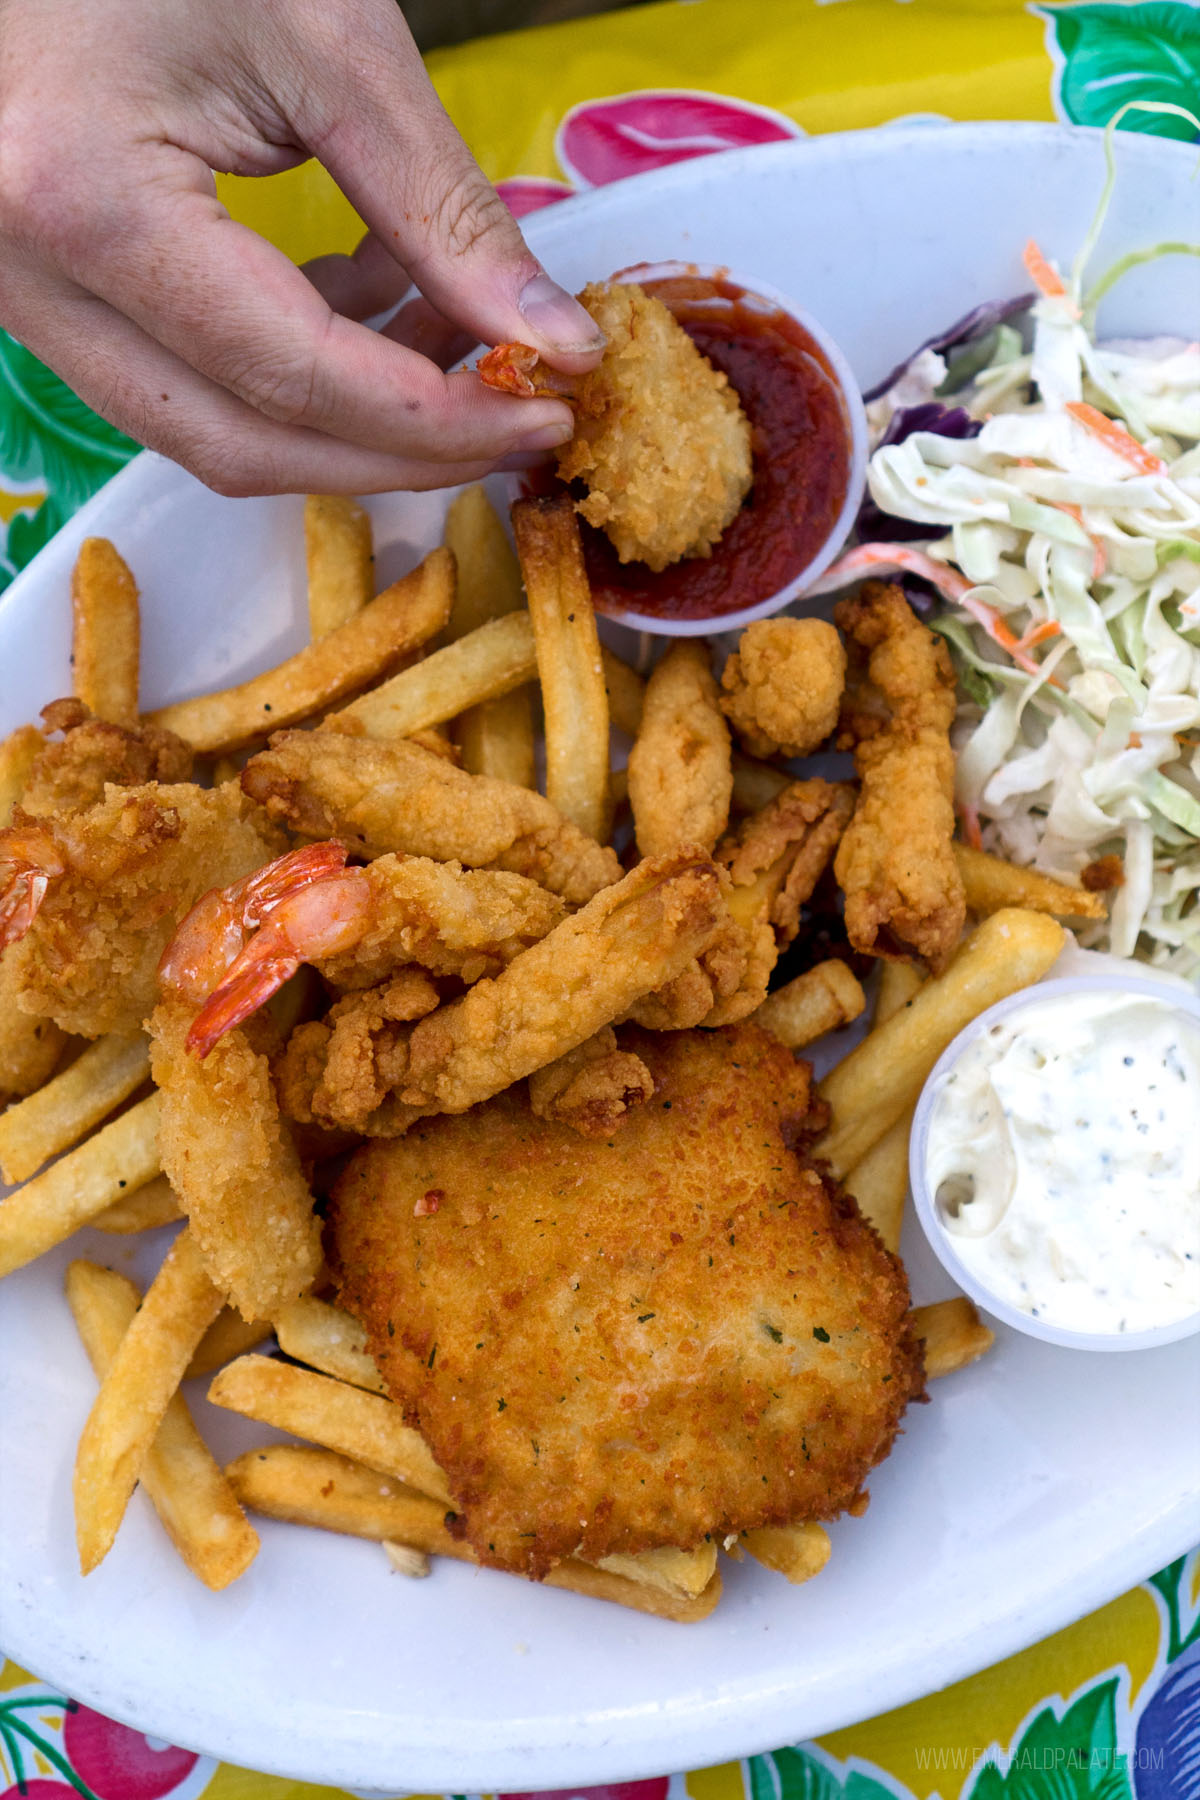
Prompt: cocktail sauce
<box><xmin>582</xmin><ymin>271</ymin><xmax>854</xmax><ymax>622</ymax></box>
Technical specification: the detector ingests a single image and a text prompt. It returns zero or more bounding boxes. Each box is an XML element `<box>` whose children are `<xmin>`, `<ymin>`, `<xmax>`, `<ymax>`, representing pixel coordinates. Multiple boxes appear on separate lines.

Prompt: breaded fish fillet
<box><xmin>331</xmin><ymin>1023</ymin><xmax>924</xmax><ymax>1579</ymax></box>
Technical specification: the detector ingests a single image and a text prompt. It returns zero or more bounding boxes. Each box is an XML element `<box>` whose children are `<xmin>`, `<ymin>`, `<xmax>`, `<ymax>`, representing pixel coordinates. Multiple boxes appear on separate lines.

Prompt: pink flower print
<box><xmin>556</xmin><ymin>88</ymin><xmax>802</xmax><ymax>188</ymax></box>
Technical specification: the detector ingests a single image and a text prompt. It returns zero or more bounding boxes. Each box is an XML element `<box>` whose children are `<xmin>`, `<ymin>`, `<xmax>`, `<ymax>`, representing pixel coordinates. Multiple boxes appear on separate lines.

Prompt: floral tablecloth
<box><xmin>2</xmin><ymin>0</ymin><xmax>1198</xmax><ymax>1792</ymax></box>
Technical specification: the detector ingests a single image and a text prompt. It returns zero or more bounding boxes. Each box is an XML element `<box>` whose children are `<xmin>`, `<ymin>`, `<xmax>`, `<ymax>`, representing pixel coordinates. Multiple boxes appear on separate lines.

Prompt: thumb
<box><xmin>289</xmin><ymin>4</ymin><xmax>603</xmax><ymax>366</ymax></box>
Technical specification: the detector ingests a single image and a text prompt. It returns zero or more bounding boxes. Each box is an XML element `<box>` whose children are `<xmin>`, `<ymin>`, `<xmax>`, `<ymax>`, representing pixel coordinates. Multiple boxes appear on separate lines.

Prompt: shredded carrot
<box><xmin>1014</xmin><ymin>620</ymin><xmax>1062</xmax><ymax>652</ymax></box>
<box><xmin>1050</xmin><ymin>499</ymin><xmax>1107</xmax><ymax>577</ymax></box>
<box><xmin>808</xmin><ymin>543</ymin><xmax>971</xmax><ymax>602</ymax></box>
<box><xmin>958</xmin><ymin>805</ymin><xmax>984</xmax><ymax>851</ymax></box>
<box><xmin>1065</xmin><ymin>402</ymin><xmax>1168</xmax><ymax>477</ymax></box>
<box><xmin>1023</xmin><ymin>239</ymin><xmax>1066</xmax><ymax>298</ymax></box>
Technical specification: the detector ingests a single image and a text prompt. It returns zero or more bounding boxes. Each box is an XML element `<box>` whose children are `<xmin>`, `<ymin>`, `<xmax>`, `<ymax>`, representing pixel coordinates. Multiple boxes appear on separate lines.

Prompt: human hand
<box><xmin>0</xmin><ymin>0</ymin><xmax>602</xmax><ymax>495</ymax></box>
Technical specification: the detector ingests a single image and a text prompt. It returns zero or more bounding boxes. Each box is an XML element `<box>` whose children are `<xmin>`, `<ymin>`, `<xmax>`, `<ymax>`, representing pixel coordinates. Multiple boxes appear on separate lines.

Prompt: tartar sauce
<box><xmin>925</xmin><ymin>989</ymin><xmax>1200</xmax><ymax>1333</ymax></box>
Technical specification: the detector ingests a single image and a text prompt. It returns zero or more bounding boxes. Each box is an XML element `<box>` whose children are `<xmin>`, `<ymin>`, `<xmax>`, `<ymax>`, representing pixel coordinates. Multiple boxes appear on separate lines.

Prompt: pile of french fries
<box><xmin>0</xmin><ymin>484</ymin><xmax>1104</xmax><ymax>1619</ymax></box>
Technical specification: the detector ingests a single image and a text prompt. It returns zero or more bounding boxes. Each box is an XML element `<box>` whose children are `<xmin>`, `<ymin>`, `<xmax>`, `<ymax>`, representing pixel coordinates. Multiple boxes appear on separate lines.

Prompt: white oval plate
<box><xmin>1</xmin><ymin>124</ymin><xmax>1199</xmax><ymax>1797</ymax></box>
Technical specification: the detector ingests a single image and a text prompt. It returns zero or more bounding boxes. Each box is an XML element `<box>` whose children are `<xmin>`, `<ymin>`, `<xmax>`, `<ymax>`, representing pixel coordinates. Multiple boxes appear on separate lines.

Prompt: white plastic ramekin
<box><xmin>909</xmin><ymin>973</ymin><xmax>1200</xmax><ymax>1353</ymax></box>
<box><xmin>598</xmin><ymin>260</ymin><xmax>868</xmax><ymax>637</ymax></box>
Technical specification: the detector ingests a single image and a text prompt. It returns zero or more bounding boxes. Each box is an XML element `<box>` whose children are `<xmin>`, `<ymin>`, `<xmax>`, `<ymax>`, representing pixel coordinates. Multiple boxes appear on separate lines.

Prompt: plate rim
<box><xmin>2</xmin><ymin>117</ymin><xmax>1200</xmax><ymax>1794</ymax></box>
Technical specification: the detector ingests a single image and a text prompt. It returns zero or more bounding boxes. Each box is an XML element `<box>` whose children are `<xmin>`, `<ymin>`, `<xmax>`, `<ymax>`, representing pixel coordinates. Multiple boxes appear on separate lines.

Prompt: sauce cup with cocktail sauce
<box><xmin>582</xmin><ymin>261</ymin><xmax>867</xmax><ymax>638</ymax></box>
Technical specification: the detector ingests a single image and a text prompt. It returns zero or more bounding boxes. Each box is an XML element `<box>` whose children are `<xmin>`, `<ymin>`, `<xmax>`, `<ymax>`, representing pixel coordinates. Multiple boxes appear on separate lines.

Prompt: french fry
<box><xmin>73</xmin><ymin>1226</ymin><xmax>224</xmax><ymax>1573</ymax></box>
<box><xmin>0</xmin><ymin>1032</ymin><xmax>150</xmax><ymax>1185</ymax></box>
<box><xmin>954</xmin><ymin>843</ymin><xmax>1107</xmax><ymax>921</ymax></box>
<box><xmin>0</xmin><ymin>990</ymin><xmax>66</xmax><ymax>1106</ymax></box>
<box><xmin>595</xmin><ymin>1543</ymin><xmax>717</xmax><ymax>1600</ymax></box>
<box><xmin>185</xmin><ymin>1306</ymin><xmax>273</xmax><ymax>1379</ymax></box>
<box><xmin>730</xmin><ymin>751</ymin><xmax>790</xmax><ymax>815</ymax></box>
<box><xmin>72</xmin><ymin>538</ymin><xmax>139</xmax><ymax>725</ymax></box>
<box><xmin>305</xmin><ymin>495</ymin><xmax>374</xmax><ymax>640</ymax></box>
<box><xmin>913</xmin><ymin>1297</ymin><xmax>995</xmax><ymax>1377</ymax></box>
<box><xmin>326</xmin><ymin>613</ymin><xmax>537</xmax><ymax>742</ymax></box>
<box><xmin>513</xmin><ymin>496</ymin><xmax>610</xmax><ymax>843</ymax></box>
<box><xmin>443</xmin><ymin>486</ymin><xmax>537</xmax><ymax>788</ymax></box>
<box><xmin>92</xmin><ymin>1173</ymin><xmax>183</xmax><ymax>1235</ymax></box>
<box><xmin>226</xmin><ymin>1444</ymin><xmax>722</xmax><ymax>1621</ymax></box>
<box><xmin>272</xmin><ymin>1294</ymin><xmax>385</xmax><ymax>1394</ymax></box>
<box><xmin>753</xmin><ymin>960</ymin><xmax>866</xmax><ymax>1049</ymax></box>
<box><xmin>600</xmin><ymin>645</ymin><xmax>645</xmax><ymax>738</ymax></box>
<box><xmin>845</xmin><ymin>1120</ymin><xmax>910</xmax><ymax>1254</ymax></box>
<box><xmin>819</xmin><ymin>910</ymin><xmax>1066</xmax><ymax>1177</ymax></box>
<box><xmin>740</xmin><ymin>1522</ymin><xmax>831</xmax><ymax>1585</ymax></box>
<box><xmin>0</xmin><ymin>1091</ymin><xmax>161</xmax><ymax>1278</ymax></box>
<box><xmin>208</xmin><ymin>1355</ymin><xmax>452</xmax><ymax>1503</ymax></box>
<box><xmin>0</xmin><ymin>723</ymin><xmax>42</xmax><ymax>827</ymax></box>
<box><xmin>146</xmin><ymin>548</ymin><xmax>453</xmax><ymax>753</ymax></box>
<box><xmin>844</xmin><ymin>959</ymin><xmax>925</xmax><ymax>1252</ymax></box>
<box><xmin>67</xmin><ymin>1260</ymin><xmax>258</xmax><ymax>1589</ymax></box>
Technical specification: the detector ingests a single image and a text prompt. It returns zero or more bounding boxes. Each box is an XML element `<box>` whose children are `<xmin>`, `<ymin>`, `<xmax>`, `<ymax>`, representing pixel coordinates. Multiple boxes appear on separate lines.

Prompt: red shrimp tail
<box><xmin>185</xmin><ymin>953</ymin><xmax>300</xmax><ymax>1058</ymax></box>
<box><xmin>239</xmin><ymin>842</ymin><xmax>351</xmax><ymax>928</ymax></box>
<box><xmin>477</xmin><ymin>343</ymin><xmax>580</xmax><ymax>401</ymax></box>
<box><xmin>0</xmin><ymin>868</ymin><xmax>50</xmax><ymax>950</ymax></box>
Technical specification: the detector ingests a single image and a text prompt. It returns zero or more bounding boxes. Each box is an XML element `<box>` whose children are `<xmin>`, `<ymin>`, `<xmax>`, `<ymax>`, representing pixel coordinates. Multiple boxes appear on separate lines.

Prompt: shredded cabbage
<box><xmin>844</xmin><ymin>108</ymin><xmax>1200</xmax><ymax>976</ymax></box>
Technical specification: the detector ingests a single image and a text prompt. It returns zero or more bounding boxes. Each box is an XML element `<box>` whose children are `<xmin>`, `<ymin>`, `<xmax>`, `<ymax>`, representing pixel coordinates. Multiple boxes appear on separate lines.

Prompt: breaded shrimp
<box><xmin>481</xmin><ymin>282</ymin><xmax>752</xmax><ymax>571</ymax></box>
<box><xmin>19</xmin><ymin>698</ymin><xmax>193</xmax><ymax>818</ymax></box>
<box><xmin>719</xmin><ymin>617</ymin><xmax>847</xmax><ymax>759</ymax></box>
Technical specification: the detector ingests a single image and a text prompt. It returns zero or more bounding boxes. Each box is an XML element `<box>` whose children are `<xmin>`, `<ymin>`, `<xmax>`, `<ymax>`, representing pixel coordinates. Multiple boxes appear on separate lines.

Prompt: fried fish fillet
<box><xmin>331</xmin><ymin>1022</ymin><xmax>924</xmax><ymax>1579</ymax></box>
<box><xmin>834</xmin><ymin>582</ymin><xmax>965</xmax><ymax>972</ymax></box>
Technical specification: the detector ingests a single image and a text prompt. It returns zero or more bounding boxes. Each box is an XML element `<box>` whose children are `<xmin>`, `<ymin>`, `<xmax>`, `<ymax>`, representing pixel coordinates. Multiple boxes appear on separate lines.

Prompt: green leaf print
<box><xmin>747</xmin><ymin>1745</ymin><xmax>894</xmax><ymax>1800</ymax></box>
<box><xmin>1036</xmin><ymin>2</ymin><xmax>1200</xmax><ymax>142</ymax></box>
<box><xmin>968</xmin><ymin>1674</ymin><xmax>1133</xmax><ymax>1800</ymax></box>
<box><xmin>0</xmin><ymin>330</ymin><xmax>138</xmax><ymax>593</ymax></box>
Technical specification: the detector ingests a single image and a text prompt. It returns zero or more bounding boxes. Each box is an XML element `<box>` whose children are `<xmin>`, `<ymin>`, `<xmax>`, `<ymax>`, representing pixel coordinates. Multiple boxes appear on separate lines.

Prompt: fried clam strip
<box><xmin>0</xmin><ymin>782</ymin><xmax>275</xmax><ymax>1038</ymax></box>
<box><xmin>73</xmin><ymin>1227</ymin><xmax>225</xmax><ymax>1572</ymax></box>
<box><xmin>241</xmin><ymin>731</ymin><xmax>619</xmax><ymax>905</ymax></box>
<box><xmin>528</xmin><ymin>1026</ymin><xmax>655</xmax><ymax>1138</ymax></box>
<box><xmin>224</xmin><ymin>1445</ymin><xmax>721</xmax><ymax>1621</ymax></box>
<box><xmin>834</xmin><ymin>582</ymin><xmax>965</xmax><ymax>973</ymax></box>
<box><xmin>146</xmin><ymin>548</ymin><xmax>453</xmax><ymax>754</ymax></box>
<box><xmin>628</xmin><ymin>640</ymin><xmax>732</xmax><ymax>858</ymax></box>
<box><xmin>630</xmin><ymin>779</ymin><xmax>854</xmax><ymax>1030</ymax></box>
<box><xmin>67</xmin><ymin>1259</ymin><xmax>259</xmax><ymax>1589</ymax></box>
<box><xmin>150</xmin><ymin>1000</ymin><xmax>323</xmax><ymax>1321</ymax></box>
<box><xmin>19</xmin><ymin>699</ymin><xmax>193</xmax><ymax>819</ymax></box>
<box><xmin>276</xmin><ymin>849</ymin><xmax>724</xmax><ymax>1136</ymax></box>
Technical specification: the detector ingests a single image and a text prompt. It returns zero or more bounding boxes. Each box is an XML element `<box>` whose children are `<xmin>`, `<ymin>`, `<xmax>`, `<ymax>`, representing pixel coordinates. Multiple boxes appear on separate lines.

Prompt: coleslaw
<box><xmin>812</xmin><ymin>109</ymin><xmax>1200</xmax><ymax>975</ymax></box>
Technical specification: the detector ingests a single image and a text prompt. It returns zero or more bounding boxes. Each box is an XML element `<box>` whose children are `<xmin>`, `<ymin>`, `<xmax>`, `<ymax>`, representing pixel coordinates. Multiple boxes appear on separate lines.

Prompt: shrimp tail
<box><xmin>185</xmin><ymin>952</ymin><xmax>304</xmax><ymax>1059</ymax></box>
<box><xmin>0</xmin><ymin>826</ymin><xmax>66</xmax><ymax>950</ymax></box>
<box><xmin>477</xmin><ymin>343</ymin><xmax>580</xmax><ymax>401</ymax></box>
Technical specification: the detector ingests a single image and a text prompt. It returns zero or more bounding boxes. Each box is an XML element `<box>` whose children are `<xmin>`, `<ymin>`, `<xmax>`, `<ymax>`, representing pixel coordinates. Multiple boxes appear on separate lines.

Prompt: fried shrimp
<box><xmin>719</xmin><ymin>617</ymin><xmax>847</xmax><ymax>759</ymax></box>
<box><xmin>19</xmin><ymin>699</ymin><xmax>193</xmax><ymax>818</ymax></box>
<box><xmin>834</xmin><ymin>582</ymin><xmax>965</xmax><ymax>972</ymax></box>
<box><xmin>241</xmin><ymin>731</ymin><xmax>620</xmax><ymax>906</ymax></box>
<box><xmin>481</xmin><ymin>282</ymin><xmax>753</xmax><ymax>571</ymax></box>
<box><xmin>628</xmin><ymin>640</ymin><xmax>732</xmax><ymax>857</ymax></box>
<box><xmin>330</xmin><ymin>1022</ymin><xmax>924</xmax><ymax>1579</ymax></box>
<box><xmin>0</xmin><ymin>782</ymin><xmax>275</xmax><ymax>1038</ymax></box>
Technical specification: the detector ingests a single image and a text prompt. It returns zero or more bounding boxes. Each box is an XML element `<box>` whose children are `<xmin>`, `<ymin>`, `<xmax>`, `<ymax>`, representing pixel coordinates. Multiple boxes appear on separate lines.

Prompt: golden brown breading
<box><xmin>527</xmin><ymin>1026</ymin><xmax>654</xmax><ymax>1137</ymax></box>
<box><xmin>2</xmin><ymin>783</ymin><xmax>276</xmax><ymax>1038</ymax></box>
<box><xmin>480</xmin><ymin>284</ymin><xmax>752</xmax><ymax>571</ymax></box>
<box><xmin>150</xmin><ymin>998</ymin><xmax>323</xmax><ymax>1320</ymax></box>
<box><xmin>314</xmin><ymin>856</ymin><xmax>566</xmax><ymax>992</ymax></box>
<box><xmin>629</xmin><ymin>779</ymin><xmax>854</xmax><ymax>1030</ymax></box>
<box><xmin>241</xmin><ymin>731</ymin><xmax>620</xmax><ymax>906</ymax></box>
<box><xmin>278</xmin><ymin>849</ymin><xmax>725</xmax><ymax>1137</ymax></box>
<box><xmin>20</xmin><ymin>699</ymin><xmax>193</xmax><ymax>817</ymax></box>
<box><xmin>276</xmin><ymin>972</ymin><xmax>441</xmax><ymax>1136</ymax></box>
<box><xmin>330</xmin><ymin>1023</ymin><xmax>924</xmax><ymax>1579</ymax></box>
<box><xmin>627</xmin><ymin>641</ymin><xmax>731</xmax><ymax>858</ymax></box>
<box><xmin>833</xmin><ymin>583</ymin><xmax>965</xmax><ymax>972</ymax></box>
<box><xmin>719</xmin><ymin>618</ymin><xmax>846</xmax><ymax>759</ymax></box>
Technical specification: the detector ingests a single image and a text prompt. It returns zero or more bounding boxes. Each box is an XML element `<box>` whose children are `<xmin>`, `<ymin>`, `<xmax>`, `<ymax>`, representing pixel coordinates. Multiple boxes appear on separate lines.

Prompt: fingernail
<box><xmin>518</xmin><ymin>273</ymin><xmax>605</xmax><ymax>354</ymax></box>
<box><xmin>516</xmin><ymin>419</ymin><xmax>575</xmax><ymax>452</ymax></box>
